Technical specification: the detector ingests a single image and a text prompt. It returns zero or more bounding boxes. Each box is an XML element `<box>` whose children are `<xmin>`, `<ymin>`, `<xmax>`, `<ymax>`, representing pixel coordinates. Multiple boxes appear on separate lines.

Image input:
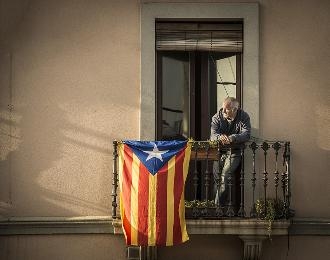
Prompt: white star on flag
<box><xmin>143</xmin><ymin>143</ymin><xmax>169</xmax><ymax>162</ymax></box>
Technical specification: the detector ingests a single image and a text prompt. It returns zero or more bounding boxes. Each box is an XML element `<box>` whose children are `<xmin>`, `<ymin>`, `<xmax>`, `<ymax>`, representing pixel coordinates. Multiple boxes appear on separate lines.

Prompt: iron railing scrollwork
<box><xmin>111</xmin><ymin>140</ymin><xmax>293</xmax><ymax>221</ymax></box>
<box><xmin>111</xmin><ymin>140</ymin><xmax>119</xmax><ymax>219</ymax></box>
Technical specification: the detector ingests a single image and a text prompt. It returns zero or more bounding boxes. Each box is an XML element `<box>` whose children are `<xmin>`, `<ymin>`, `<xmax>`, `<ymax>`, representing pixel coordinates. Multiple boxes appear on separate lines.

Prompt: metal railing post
<box><xmin>238</xmin><ymin>145</ymin><xmax>246</xmax><ymax>217</ymax></box>
<box><xmin>112</xmin><ymin>140</ymin><xmax>119</xmax><ymax>219</ymax></box>
<box><xmin>272</xmin><ymin>142</ymin><xmax>281</xmax><ymax>201</ymax></box>
<box><xmin>215</xmin><ymin>141</ymin><xmax>224</xmax><ymax>217</ymax></box>
<box><xmin>261</xmin><ymin>142</ymin><xmax>270</xmax><ymax>217</ymax></box>
<box><xmin>226</xmin><ymin>148</ymin><xmax>235</xmax><ymax>217</ymax></box>
<box><xmin>285</xmin><ymin>142</ymin><xmax>291</xmax><ymax>218</ymax></box>
<box><xmin>249</xmin><ymin>142</ymin><xmax>258</xmax><ymax>218</ymax></box>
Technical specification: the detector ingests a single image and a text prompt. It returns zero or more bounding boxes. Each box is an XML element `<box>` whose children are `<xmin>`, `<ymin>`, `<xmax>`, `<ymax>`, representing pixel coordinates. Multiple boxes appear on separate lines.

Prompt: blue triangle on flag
<box><xmin>124</xmin><ymin>140</ymin><xmax>187</xmax><ymax>175</ymax></box>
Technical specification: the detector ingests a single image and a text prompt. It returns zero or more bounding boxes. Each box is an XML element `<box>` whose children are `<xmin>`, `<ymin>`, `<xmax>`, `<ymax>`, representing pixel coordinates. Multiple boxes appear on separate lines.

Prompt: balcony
<box><xmin>111</xmin><ymin>140</ymin><xmax>294</xmax><ymax>260</ymax></box>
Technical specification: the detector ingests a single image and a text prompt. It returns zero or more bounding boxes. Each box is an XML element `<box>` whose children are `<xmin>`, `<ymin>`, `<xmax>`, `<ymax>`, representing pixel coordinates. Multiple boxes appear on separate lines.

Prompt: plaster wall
<box><xmin>261</xmin><ymin>235</ymin><xmax>330</xmax><ymax>260</ymax></box>
<box><xmin>0</xmin><ymin>0</ymin><xmax>140</xmax><ymax>217</ymax></box>
<box><xmin>0</xmin><ymin>235</ymin><xmax>329</xmax><ymax>260</ymax></box>
<box><xmin>0</xmin><ymin>234</ymin><xmax>126</xmax><ymax>260</ymax></box>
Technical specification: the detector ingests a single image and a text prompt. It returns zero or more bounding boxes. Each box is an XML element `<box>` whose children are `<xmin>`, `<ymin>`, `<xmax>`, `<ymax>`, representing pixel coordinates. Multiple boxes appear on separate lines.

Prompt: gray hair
<box><xmin>223</xmin><ymin>97</ymin><xmax>239</xmax><ymax>109</ymax></box>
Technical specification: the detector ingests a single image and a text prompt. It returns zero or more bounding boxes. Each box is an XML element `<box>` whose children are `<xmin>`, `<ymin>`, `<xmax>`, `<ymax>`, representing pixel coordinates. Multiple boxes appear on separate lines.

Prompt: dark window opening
<box><xmin>156</xmin><ymin>21</ymin><xmax>243</xmax><ymax>202</ymax></box>
<box><xmin>156</xmin><ymin>20</ymin><xmax>243</xmax><ymax>141</ymax></box>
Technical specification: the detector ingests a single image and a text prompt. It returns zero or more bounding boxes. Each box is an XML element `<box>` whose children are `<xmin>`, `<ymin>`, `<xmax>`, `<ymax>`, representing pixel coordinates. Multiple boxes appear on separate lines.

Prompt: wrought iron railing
<box><xmin>111</xmin><ymin>140</ymin><xmax>293</xmax><ymax>221</ymax></box>
<box><xmin>184</xmin><ymin>140</ymin><xmax>292</xmax><ymax>220</ymax></box>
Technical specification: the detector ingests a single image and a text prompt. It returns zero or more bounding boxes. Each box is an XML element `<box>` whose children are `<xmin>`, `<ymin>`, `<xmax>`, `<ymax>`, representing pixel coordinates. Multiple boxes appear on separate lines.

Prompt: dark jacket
<box><xmin>210</xmin><ymin>108</ymin><xmax>251</xmax><ymax>143</ymax></box>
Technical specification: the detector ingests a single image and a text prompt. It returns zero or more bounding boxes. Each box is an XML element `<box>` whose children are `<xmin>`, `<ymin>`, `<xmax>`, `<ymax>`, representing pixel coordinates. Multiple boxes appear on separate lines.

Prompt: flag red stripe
<box><xmin>173</xmin><ymin>149</ymin><xmax>185</xmax><ymax>244</ymax></box>
<box><xmin>156</xmin><ymin>166</ymin><xmax>168</xmax><ymax>246</ymax></box>
<box><xmin>137</xmin><ymin>162</ymin><xmax>149</xmax><ymax>246</ymax></box>
<box><xmin>122</xmin><ymin>145</ymin><xmax>133</xmax><ymax>245</ymax></box>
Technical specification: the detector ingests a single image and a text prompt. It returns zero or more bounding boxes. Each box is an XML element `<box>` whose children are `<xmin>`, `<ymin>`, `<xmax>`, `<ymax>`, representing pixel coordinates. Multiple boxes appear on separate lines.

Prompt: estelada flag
<box><xmin>118</xmin><ymin>140</ymin><xmax>192</xmax><ymax>246</ymax></box>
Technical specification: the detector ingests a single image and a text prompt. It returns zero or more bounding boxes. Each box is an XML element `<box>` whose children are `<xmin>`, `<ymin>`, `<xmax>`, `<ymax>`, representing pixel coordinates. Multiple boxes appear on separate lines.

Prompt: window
<box><xmin>140</xmin><ymin>2</ymin><xmax>259</xmax><ymax>141</ymax></box>
<box><xmin>156</xmin><ymin>21</ymin><xmax>243</xmax><ymax>141</ymax></box>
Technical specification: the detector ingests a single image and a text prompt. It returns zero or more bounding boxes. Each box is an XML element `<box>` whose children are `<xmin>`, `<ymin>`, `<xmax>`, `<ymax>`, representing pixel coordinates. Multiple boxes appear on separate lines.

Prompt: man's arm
<box><xmin>210</xmin><ymin>114</ymin><xmax>221</xmax><ymax>141</ymax></box>
<box><xmin>229</xmin><ymin>112</ymin><xmax>251</xmax><ymax>143</ymax></box>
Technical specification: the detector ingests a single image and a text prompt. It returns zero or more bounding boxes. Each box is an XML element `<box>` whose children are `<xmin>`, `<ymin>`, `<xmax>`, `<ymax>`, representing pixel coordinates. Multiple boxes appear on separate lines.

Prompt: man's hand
<box><xmin>219</xmin><ymin>134</ymin><xmax>231</xmax><ymax>145</ymax></box>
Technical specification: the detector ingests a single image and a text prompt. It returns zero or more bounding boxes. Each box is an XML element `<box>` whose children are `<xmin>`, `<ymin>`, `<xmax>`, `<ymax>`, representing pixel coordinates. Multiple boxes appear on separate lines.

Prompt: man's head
<box><xmin>222</xmin><ymin>97</ymin><xmax>239</xmax><ymax>121</ymax></box>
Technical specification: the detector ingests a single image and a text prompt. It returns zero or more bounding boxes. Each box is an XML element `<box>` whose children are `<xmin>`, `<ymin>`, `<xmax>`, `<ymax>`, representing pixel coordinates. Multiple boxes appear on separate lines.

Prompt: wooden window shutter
<box><xmin>156</xmin><ymin>21</ymin><xmax>243</xmax><ymax>52</ymax></box>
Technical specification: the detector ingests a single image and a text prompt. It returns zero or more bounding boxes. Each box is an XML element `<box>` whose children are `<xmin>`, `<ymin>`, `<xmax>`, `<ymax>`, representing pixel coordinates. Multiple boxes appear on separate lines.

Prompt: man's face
<box><xmin>222</xmin><ymin>102</ymin><xmax>237</xmax><ymax>120</ymax></box>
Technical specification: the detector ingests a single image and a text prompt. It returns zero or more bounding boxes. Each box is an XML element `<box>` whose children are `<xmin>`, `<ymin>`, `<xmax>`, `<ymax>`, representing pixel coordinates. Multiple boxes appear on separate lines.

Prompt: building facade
<box><xmin>0</xmin><ymin>0</ymin><xmax>329</xmax><ymax>259</ymax></box>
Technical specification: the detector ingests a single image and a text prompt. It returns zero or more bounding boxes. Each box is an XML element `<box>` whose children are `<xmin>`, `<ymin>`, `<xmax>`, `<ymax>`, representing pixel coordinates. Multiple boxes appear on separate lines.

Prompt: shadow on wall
<box><xmin>0</xmin><ymin>93</ymin><xmax>115</xmax><ymax>217</ymax></box>
<box><xmin>0</xmin><ymin>47</ymin><xmax>115</xmax><ymax>217</ymax></box>
<box><xmin>0</xmin><ymin>0</ymin><xmax>139</xmax><ymax>218</ymax></box>
<box><xmin>0</xmin><ymin>0</ymin><xmax>125</xmax><ymax>217</ymax></box>
<box><xmin>158</xmin><ymin>234</ymin><xmax>243</xmax><ymax>260</ymax></box>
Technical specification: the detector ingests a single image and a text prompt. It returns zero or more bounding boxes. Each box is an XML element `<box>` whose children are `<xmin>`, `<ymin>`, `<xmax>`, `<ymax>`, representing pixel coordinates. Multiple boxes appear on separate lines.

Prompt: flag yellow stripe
<box><xmin>166</xmin><ymin>156</ymin><xmax>176</xmax><ymax>246</ymax></box>
<box><xmin>118</xmin><ymin>144</ymin><xmax>127</xmax><ymax>240</ymax></box>
<box><xmin>148</xmin><ymin>174</ymin><xmax>157</xmax><ymax>245</ymax></box>
<box><xmin>130</xmin><ymin>153</ymin><xmax>140</xmax><ymax>245</ymax></box>
<box><xmin>179</xmin><ymin>143</ymin><xmax>192</xmax><ymax>243</ymax></box>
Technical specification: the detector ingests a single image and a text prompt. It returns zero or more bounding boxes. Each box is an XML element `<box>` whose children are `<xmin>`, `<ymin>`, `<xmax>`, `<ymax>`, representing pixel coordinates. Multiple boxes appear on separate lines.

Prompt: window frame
<box><xmin>141</xmin><ymin>3</ymin><xmax>259</xmax><ymax>140</ymax></box>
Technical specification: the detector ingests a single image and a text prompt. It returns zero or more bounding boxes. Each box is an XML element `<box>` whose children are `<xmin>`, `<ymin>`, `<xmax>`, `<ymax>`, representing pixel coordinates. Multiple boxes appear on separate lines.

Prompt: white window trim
<box><xmin>140</xmin><ymin>3</ymin><xmax>259</xmax><ymax>140</ymax></box>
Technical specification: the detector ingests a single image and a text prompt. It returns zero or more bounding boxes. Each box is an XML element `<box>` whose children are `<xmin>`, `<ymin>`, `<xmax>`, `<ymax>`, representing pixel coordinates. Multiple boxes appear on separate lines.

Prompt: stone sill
<box><xmin>112</xmin><ymin>218</ymin><xmax>290</xmax><ymax>236</ymax></box>
<box><xmin>290</xmin><ymin>218</ymin><xmax>330</xmax><ymax>235</ymax></box>
<box><xmin>0</xmin><ymin>216</ymin><xmax>113</xmax><ymax>235</ymax></box>
<box><xmin>1</xmin><ymin>217</ymin><xmax>329</xmax><ymax>236</ymax></box>
<box><xmin>187</xmin><ymin>219</ymin><xmax>290</xmax><ymax>235</ymax></box>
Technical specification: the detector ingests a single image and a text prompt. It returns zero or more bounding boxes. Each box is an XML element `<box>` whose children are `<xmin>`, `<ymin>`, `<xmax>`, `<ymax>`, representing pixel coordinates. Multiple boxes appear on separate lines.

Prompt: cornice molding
<box><xmin>289</xmin><ymin>218</ymin><xmax>330</xmax><ymax>235</ymax></box>
<box><xmin>186</xmin><ymin>219</ymin><xmax>290</xmax><ymax>235</ymax></box>
<box><xmin>0</xmin><ymin>216</ymin><xmax>114</xmax><ymax>235</ymax></box>
<box><xmin>111</xmin><ymin>218</ymin><xmax>291</xmax><ymax>236</ymax></box>
<box><xmin>1</xmin><ymin>217</ymin><xmax>329</xmax><ymax>236</ymax></box>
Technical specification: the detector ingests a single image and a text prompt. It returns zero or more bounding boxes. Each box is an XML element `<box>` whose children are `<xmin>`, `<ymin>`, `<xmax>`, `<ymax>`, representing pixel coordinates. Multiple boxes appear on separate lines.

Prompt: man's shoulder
<box><xmin>239</xmin><ymin>109</ymin><xmax>250</xmax><ymax>118</ymax></box>
<box><xmin>212</xmin><ymin>111</ymin><xmax>221</xmax><ymax>121</ymax></box>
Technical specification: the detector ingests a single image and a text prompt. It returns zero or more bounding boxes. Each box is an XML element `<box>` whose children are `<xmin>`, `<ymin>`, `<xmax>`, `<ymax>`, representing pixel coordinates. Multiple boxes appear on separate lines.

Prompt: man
<box><xmin>210</xmin><ymin>97</ymin><xmax>251</xmax><ymax>206</ymax></box>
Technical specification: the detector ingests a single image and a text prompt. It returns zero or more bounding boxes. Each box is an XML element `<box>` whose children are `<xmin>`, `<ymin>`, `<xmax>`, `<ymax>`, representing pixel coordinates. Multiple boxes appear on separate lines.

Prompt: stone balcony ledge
<box><xmin>2</xmin><ymin>216</ymin><xmax>328</xmax><ymax>237</ymax></box>
<box><xmin>112</xmin><ymin>218</ymin><xmax>290</xmax><ymax>236</ymax></box>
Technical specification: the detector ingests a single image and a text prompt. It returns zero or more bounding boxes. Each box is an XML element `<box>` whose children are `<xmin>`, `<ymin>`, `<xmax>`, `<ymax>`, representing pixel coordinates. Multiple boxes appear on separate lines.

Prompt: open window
<box><xmin>156</xmin><ymin>21</ymin><xmax>243</xmax><ymax>141</ymax></box>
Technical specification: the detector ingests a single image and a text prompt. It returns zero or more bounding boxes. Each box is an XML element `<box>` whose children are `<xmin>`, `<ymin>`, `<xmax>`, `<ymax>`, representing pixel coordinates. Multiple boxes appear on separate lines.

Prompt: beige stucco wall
<box><xmin>1</xmin><ymin>235</ymin><xmax>329</xmax><ymax>260</ymax></box>
<box><xmin>0</xmin><ymin>0</ymin><xmax>140</xmax><ymax>217</ymax></box>
<box><xmin>158</xmin><ymin>235</ymin><xmax>330</xmax><ymax>260</ymax></box>
<box><xmin>257</xmin><ymin>0</ymin><xmax>330</xmax><ymax>218</ymax></box>
<box><xmin>0</xmin><ymin>0</ymin><xmax>329</xmax><ymax>259</ymax></box>
<box><xmin>158</xmin><ymin>235</ymin><xmax>243</xmax><ymax>260</ymax></box>
<box><xmin>262</xmin><ymin>236</ymin><xmax>330</xmax><ymax>260</ymax></box>
<box><xmin>0</xmin><ymin>234</ymin><xmax>126</xmax><ymax>260</ymax></box>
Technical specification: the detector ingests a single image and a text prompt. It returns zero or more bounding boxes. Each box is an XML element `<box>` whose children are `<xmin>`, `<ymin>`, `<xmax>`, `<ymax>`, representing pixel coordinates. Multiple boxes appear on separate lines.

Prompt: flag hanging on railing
<box><xmin>118</xmin><ymin>140</ymin><xmax>192</xmax><ymax>246</ymax></box>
